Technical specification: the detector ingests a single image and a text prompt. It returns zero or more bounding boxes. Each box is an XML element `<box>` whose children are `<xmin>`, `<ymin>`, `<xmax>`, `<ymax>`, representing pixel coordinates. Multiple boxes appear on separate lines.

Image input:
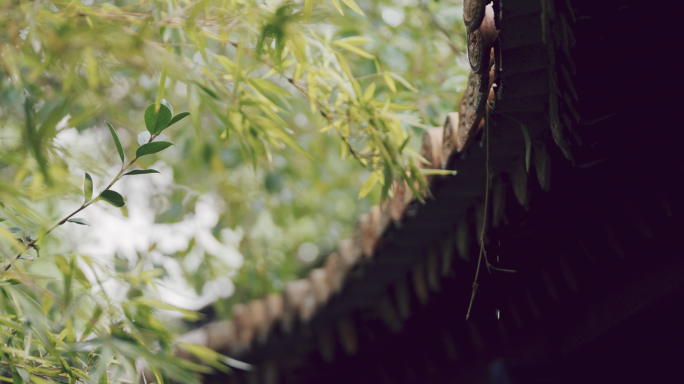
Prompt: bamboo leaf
<box><xmin>166</xmin><ymin>112</ymin><xmax>190</xmax><ymax>128</ymax></box>
<box><xmin>124</xmin><ymin>169</ymin><xmax>161</xmax><ymax>176</ymax></box>
<box><xmin>330</xmin><ymin>0</ymin><xmax>344</xmax><ymax>15</ymax></box>
<box><xmin>304</xmin><ymin>0</ymin><xmax>314</xmax><ymax>21</ymax></box>
<box><xmin>66</xmin><ymin>218</ymin><xmax>91</xmax><ymax>226</ymax></box>
<box><xmin>98</xmin><ymin>190</ymin><xmax>125</xmax><ymax>208</ymax></box>
<box><xmin>358</xmin><ymin>172</ymin><xmax>379</xmax><ymax>199</ymax></box>
<box><xmin>419</xmin><ymin>169</ymin><xmax>458</xmax><ymax>176</ymax></box>
<box><xmin>84</xmin><ymin>173</ymin><xmax>93</xmax><ymax>202</ymax></box>
<box><xmin>383</xmin><ymin>72</ymin><xmax>396</xmax><ymax>93</ymax></box>
<box><xmin>106</xmin><ymin>122</ymin><xmax>125</xmax><ymax>164</ymax></box>
<box><xmin>520</xmin><ymin>124</ymin><xmax>531</xmax><ymax>172</ymax></box>
<box><xmin>136</xmin><ymin>142</ymin><xmax>174</xmax><ymax>158</ymax></box>
<box><xmin>333</xmin><ymin>41</ymin><xmax>375</xmax><ymax>59</ymax></box>
<box><xmin>341</xmin><ymin>0</ymin><xmax>364</xmax><ymax>16</ymax></box>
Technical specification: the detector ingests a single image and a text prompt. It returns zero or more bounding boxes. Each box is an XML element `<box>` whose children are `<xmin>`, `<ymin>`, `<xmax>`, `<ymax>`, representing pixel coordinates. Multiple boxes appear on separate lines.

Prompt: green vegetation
<box><xmin>0</xmin><ymin>0</ymin><xmax>467</xmax><ymax>381</ymax></box>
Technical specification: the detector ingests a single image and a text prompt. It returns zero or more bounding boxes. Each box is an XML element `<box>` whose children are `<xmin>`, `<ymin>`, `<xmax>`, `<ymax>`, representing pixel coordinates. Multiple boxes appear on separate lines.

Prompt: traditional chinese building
<box><xmin>180</xmin><ymin>0</ymin><xmax>682</xmax><ymax>382</ymax></box>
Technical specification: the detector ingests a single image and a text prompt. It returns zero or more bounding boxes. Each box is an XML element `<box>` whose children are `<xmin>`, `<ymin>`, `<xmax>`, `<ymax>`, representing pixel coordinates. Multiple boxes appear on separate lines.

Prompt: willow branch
<box><xmin>3</xmin><ymin>133</ymin><xmax>161</xmax><ymax>272</ymax></box>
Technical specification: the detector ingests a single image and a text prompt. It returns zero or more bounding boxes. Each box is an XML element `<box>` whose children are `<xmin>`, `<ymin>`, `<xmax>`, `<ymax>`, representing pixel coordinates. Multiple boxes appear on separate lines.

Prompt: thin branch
<box><xmin>3</xmin><ymin>133</ymin><xmax>161</xmax><ymax>272</ymax></box>
<box><xmin>466</xmin><ymin>104</ymin><xmax>492</xmax><ymax>321</ymax></box>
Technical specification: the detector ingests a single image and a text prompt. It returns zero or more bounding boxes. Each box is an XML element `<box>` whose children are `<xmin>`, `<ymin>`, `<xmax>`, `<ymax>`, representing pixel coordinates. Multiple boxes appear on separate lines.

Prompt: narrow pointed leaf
<box><xmin>358</xmin><ymin>172</ymin><xmax>379</xmax><ymax>199</ymax></box>
<box><xmin>520</xmin><ymin>124</ymin><xmax>531</xmax><ymax>172</ymax></box>
<box><xmin>144</xmin><ymin>103</ymin><xmax>173</xmax><ymax>134</ymax></box>
<box><xmin>136</xmin><ymin>141</ymin><xmax>174</xmax><ymax>158</ymax></box>
<box><xmin>383</xmin><ymin>72</ymin><xmax>397</xmax><ymax>93</ymax></box>
<box><xmin>106</xmin><ymin>122</ymin><xmax>124</xmax><ymax>164</ymax></box>
<box><xmin>331</xmin><ymin>0</ymin><xmax>344</xmax><ymax>14</ymax></box>
<box><xmin>166</xmin><ymin>112</ymin><xmax>190</xmax><ymax>128</ymax></box>
<box><xmin>304</xmin><ymin>0</ymin><xmax>314</xmax><ymax>21</ymax></box>
<box><xmin>124</xmin><ymin>169</ymin><xmax>161</xmax><ymax>176</ymax></box>
<box><xmin>84</xmin><ymin>173</ymin><xmax>93</xmax><ymax>202</ymax></box>
<box><xmin>341</xmin><ymin>0</ymin><xmax>364</xmax><ymax>15</ymax></box>
<box><xmin>66</xmin><ymin>218</ymin><xmax>91</xmax><ymax>226</ymax></box>
<box><xmin>99</xmin><ymin>190</ymin><xmax>125</xmax><ymax>207</ymax></box>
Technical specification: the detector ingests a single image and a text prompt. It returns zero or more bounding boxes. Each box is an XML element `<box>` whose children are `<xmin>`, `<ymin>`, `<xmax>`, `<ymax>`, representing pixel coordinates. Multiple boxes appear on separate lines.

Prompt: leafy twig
<box><xmin>4</xmin><ymin>132</ymin><xmax>162</xmax><ymax>272</ymax></box>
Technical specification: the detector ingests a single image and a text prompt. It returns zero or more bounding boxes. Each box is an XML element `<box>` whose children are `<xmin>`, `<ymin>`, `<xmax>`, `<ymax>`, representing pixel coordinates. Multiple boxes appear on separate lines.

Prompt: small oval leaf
<box><xmin>67</xmin><ymin>218</ymin><xmax>91</xmax><ymax>226</ymax></box>
<box><xmin>107</xmin><ymin>122</ymin><xmax>125</xmax><ymax>164</ymax></box>
<box><xmin>144</xmin><ymin>103</ymin><xmax>173</xmax><ymax>134</ymax></box>
<box><xmin>136</xmin><ymin>141</ymin><xmax>174</xmax><ymax>158</ymax></box>
<box><xmin>8</xmin><ymin>227</ymin><xmax>23</xmax><ymax>233</ymax></box>
<box><xmin>99</xmin><ymin>190</ymin><xmax>125</xmax><ymax>207</ymax></box>
<box><xmin>124</xmin><ymin>169</ymin><xmax>161</xmax><ymax>176</ymax></box>
<box><xmin>84</xmin><ymin>172</ymin><xmax>93</xmax><ymax>202</ymax></box>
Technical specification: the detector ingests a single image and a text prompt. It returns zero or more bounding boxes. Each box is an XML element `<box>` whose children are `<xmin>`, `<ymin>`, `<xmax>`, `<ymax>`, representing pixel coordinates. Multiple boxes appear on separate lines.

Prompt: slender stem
<box><xmin>466</xmin><ymin>104</ymin><xmax>491</xmax><ymax>320</ymax></box>
<box><xmin>3</xmin><ymin>133</ymin><xmax>159</xmax><ymax>272</ymax></box>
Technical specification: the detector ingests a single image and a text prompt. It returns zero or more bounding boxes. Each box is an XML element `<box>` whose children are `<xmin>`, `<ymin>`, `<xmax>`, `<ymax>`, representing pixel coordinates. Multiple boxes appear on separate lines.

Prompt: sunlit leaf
<box><xmin>358</xmin><ymin>172</ymin><xmax>379</xmax><ymax>199</ymax></box>
<box><xmin>341</xmin><ymin>0</ymin><xmax>365</xmax><ymax>16</ymax></box>
<box><xmin>383</xmin><ymin>72</ymin><xmax>396</xmax><ymax>93</ymax></box>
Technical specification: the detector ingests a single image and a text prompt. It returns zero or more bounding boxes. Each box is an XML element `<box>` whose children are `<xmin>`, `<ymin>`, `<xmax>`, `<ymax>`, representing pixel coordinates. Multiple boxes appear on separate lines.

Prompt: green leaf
<box><xmin>99</xmin><ymin>190</ymin><xmax>125</xmax><ymax>207</ymax></box>
<box><xmin>419</xmin><ymin>169</ymin><xmax>458</xmax><ymax>176</ymax></box>
<box><xmin>16</xmin><ymin>367</ymin><xmax>30</xmax><ymax>383</ymax></box>
<box><xmin>136</xmin><ymin>142</ymin><xmax>174</xmax><ymax>158</ymax></box>
<box><xmin>84</xmin><ymin>173</ymin><xmax>93</xmax><ymax>202</ymax></box>
<box><xmin>124</xmin><ymin>169</ymin><xmax>161</xmax><ymax>176</ymax></box>
<box><xmin>304</xmin><ymin>0</ymin><xmax>314</xmax><ymax>21</ymax></box>
<box><xmin>166</xmin><ymin>112</ymin><xmax>190</xmax><ymax>128</ymax></box>
<box><xmin>8</xmin><ymin>227</ymin><xmax>23</xmax><ymax>233</ymax></box>
<box><xmin>383</xmin><ymin>72</ymin><xmax>396</xmax><ymax>93</ymax></box>
<box><xmin>330</xmin><ymin>0</ymin><xmax>344</xmax><ymax>15</ymax></box>
<box><xmin>66</xmin><ymin>218</ymin><xmax>90</xmax><ymax>226</ymax></box>
<box><xmin>341</xmin><ymin>0</ymin><xmax>364</xmax><ymax>15</ymax></box>
<box><xmin>144</xmin><ymin>104</ymin><xmax>173</xmax><ymax>134</ymax></box>
<box><xmin>333</xmin><ymin>40</ymin><xmax>375</xmax><ymax>59</ymax></box>
<box><xmin>358</xmin><ymin>172</ymin><xmax>379</xmax><ymax>199</ymax></box>
<box><xmin>520</xmin><ymin>124</ymin><xmax>531</xmax><ymax>172</ymax></box>
<box><xmin>106</xmin><ymin>122</ymin><xmax>125</xmax><ymax>164</ymax></box>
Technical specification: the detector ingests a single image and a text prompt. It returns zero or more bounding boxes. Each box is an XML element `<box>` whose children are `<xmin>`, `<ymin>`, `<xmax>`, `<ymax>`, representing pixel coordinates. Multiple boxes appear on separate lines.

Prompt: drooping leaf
<box><xmin>358</xmin><ymin>172</ymin><xmax>379</xmax><ymax>199</ymax></box>
<box><xmin>333</xmin><ymin>40</ymin><xmax>375</xmax><ymax>59</ymax></box>
<box><xmin>99</xmin><ymin>190</ymin><xmax>125</xmax><ymax>207</ymax></box>
<box><xmin>107</xmin><ymin>122</ymin><xmax>125</xmax><ymax>164</ymax></box>
<box><xmin>341</xmin><ymin>0</ymin><xmax>364</xmax><ymax>16</ymax></box>
<box><xmin>84</xmin><ymin>173</ymin><xmax>93</xmax><ymax>202</ymax></box>
<box><xmin>144</xmin><ymin>103</ymin><xmax>173</xmax><ymax>134</ymax></box>
<box><xmin>304</xmin><ymin>0</ymin><xmax>314</xmax><ymax>21</ymax></box>
<box><xmin>330</xmin><ymin>0</ymin><xmax>344</xmax><ymax>14</ymax></box>
<box><xmin>383</xmin><ymin>71</ymin><xmax>396</xmax><ymax>93</ymax></box>
<box><xmin>520</xmin><ymin>124</ymin><xmax>531</xmax><ymax>172</ymax></box>
<box><xmin>124</xmin><ymin>169</ymin><xmax>161</xmax><ymax>176</ymax></box>
<box><xmin>419</xmin><ymin>169</ymin><xmax>458</xmax><ymax>176</ymax></box>
<box><xmin>136</xmin><ymin>142</ymin><xmax>174</xmax><ymax>158</ymax></box>
<box><xmin>66</xmin><ymin>218</ymin><xmax>91</xmax><ymax>226</ymax></box>
<box><xmin>166</xmin><ymin>112</ymin><xmax>190</xmax><ymax>128</ymax></box>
